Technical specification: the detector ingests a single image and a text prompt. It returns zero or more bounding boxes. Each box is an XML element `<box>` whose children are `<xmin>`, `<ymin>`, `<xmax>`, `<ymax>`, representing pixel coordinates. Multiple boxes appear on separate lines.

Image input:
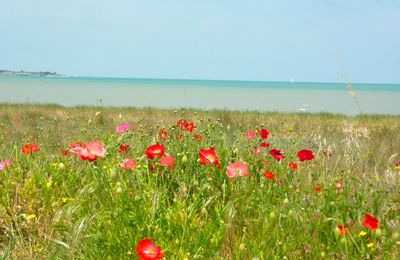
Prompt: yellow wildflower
<box><xmin>358</xmin><ymin>231</ymin><xmax>367</xmax><ymax>237</ymax></box>
<box><xmin>367</xmin><ymin>242</ymin><xmax>374</xmax><ymax>248</ymax></box>
<box><xmin>26</xmin><ymin>214</ymin><xmax>36</xmax><ymax>220</ymax></box>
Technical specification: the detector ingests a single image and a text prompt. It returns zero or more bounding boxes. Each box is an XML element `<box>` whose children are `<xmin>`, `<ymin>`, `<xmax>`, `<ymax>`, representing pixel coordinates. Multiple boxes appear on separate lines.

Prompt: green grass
<box><xmin>0</xmin><ymin>103</ymin><xmax>399</xmax><ymax>259</ymax></box>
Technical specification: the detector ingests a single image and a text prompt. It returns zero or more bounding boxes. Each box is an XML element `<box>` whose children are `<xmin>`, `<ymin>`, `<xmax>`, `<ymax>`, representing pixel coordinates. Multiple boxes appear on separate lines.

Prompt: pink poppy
<box><xmin>78</xmin><ymin>141</ymin><xmax>107</xmax><ymax>162</ymax></box>
<box><xmin>159</xmin><ymin>155</ymin><xmax>174</xmax><ymax>169</ymax></box>
<box><xmin>68</xmin><ymin>142</ymin><xmax>86</xmax><ymax>154</ymax></box>
<box><xmin>120</xmin><ymin>159</ymin><xmax>136</xmax><ymax>170</ymax></box>
<box><xmin>246</xmin><ymin>130</ymin><xmax>256</xmax><ymax>139</ymax></box>
<box><xmin>0</xmin><ymin>160</ymin><xmax>11</xmax><ymax>171</ymax></box>
<box><xmin>226</xmin><ymin>161</ymin><xmax>249</xmax><ymax>179</ymax></box>
<box><xmin>116</xmin><ymin>122</ymin><xmax>129</xmax><ymax>133</ymax></box>
<box><xmin>335</xmin><ymin>182</ymin><xmax>343</xmax><ymax>190</ymax></box>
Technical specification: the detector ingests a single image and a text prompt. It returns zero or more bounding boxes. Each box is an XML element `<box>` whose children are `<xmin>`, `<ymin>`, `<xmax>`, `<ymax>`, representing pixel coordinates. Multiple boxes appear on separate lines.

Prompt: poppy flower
<box><xmin>337</xmin><ymin>225</ymin><xmax>349</xmax><ymax>235</ymax></box>
<box><xmin>120</xmin><ymin>159</ymin><xmax>136</xmax><ymax>170</ymax></box>
<box><xmin>260</xmin><ymin>142</ymin><xmax>270</xmax><ymax>148</ymax></box>
<box><xmin>361</xmin><ymin>214</ymin><xmax>379</xmax><ymax>230</ymax></box>
<box><xmin>118</xmin><ymin>144</ymin><xmax>129</xmax><ymax>154</ymax></box>
<box><xmin>264</xmin><ymin>170</ymin><xmax>274</xmax><ymax>180</ymax></box>
<box><xmin>0</xmin><ymin>160</ymin><xmax>11</xmax><ymax>171</ymax></box>
<box><xmin>194</xmin><ymin>134</ymin><xmax>203</xmax><ymax>141</ymax></box>
<box><xmin>257</xmin><ymin>128</ymin><xmax>269</xmax><ymax>139</ymax></box>
<box><xmin>68</xmin><ymin>142</ymin><xmax>85</xmax><ymax>154</ymax></box>
<box><xmin>159</xmin><ymin>155</ymin><xmax>174</xmax><ymax>169</ymax></box>
<box><xmin>184</xmin><ymin>122</ymin><xmax>195</xmax><ymax>132</ymax></box>
<box><xmin>269</xmin><ymin>149</ymin><xmax>284</xmax><ymax>161</ymax></box>
<box><xmin>158</xmin><ymin>130</ymin><xmax>168</xmax><ymax>140</ymax></box>
<box><xmin>78</xmin><ymin>141</ymin><xmax>107</xmax><ymax>162</ymax></box>
<box><xmin>335</xmin><ymin>182</ymin><xmax>343</xmax><ymax>190</ymax></box>
<box><xmin>21</xmin><ymin>144</ymin><xmax>41</xmax><ymax>154</ymax></box>
<box><xmin>60</xmin><ymin>150</ymin><xmax>69</xmax><ymax>157</ymax></box>
<box><xmin>394</xmin><ymin>162</ymin><xmax>400</xmax><ymax>169</ymax></box>
<box><xmin>289</xmin><ymin>162</ymin><xmax>298</xmax><ymax>170</ymax></box>
<box><xmin>198</xmin><ymin>147</ymin><xmax>220</xmax><ymax>167</ymax></box>
<box><xmin>262</xmin><ymin>160</ymin><xmax>269</xmax><ymax>166</ymax></box>
<box><xmin>314</xmin><ymin>186</ymin><xmax>321</xmax><ymax>192</ymax></box>
<box><xmin>177</xmin><ymin>120</ymin><xmax>195</xmax><ymax>132</ymax></box>
<box><xmin>136</xmin><ymin>238</ymin><xmax>164</xmax><ymax>260</ymax></box>
<box><xmin>246</xmin><ymin>130</ymin><xmax>256</xmax><ymax>139</ymax></box>
<box><xmin>145</xmin><ymin>144</ymin><xmax>165</xmax><ymax>160</ymax></box>
<box><xmin>297</xmin><ymin>149</ymin><xmax>314</xmax><ymax>162</ymax></box>
<box><xmin>226</xmin><ymin>161</ymin><xmax>249</xmax><ymax>179</ymax></box>
<box><xmin>251</xmin><ymin>147</ymin><xmax>261</xmax><ymax>155</ymax></box>
<box><xmin>116</xmin><ymin>122</ymin><xmax>129</xmax><ymax>133</ymax></box>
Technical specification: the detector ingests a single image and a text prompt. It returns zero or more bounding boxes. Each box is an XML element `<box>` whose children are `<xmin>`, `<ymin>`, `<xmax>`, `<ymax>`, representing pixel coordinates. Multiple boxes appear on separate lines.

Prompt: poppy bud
<box><xmin>269</xmin><ymin>212</ymin><xmax>276</xmax><ymax>219</ymax></box>
<box><xmin>182</xmin><ymin>155</ymin><xmax>188</xmax><ymax>164</ymax></box>
<box><xmin>58</xmin><ymin>163</ymin><xmax>65</xmax><ymax>170</ymax></box>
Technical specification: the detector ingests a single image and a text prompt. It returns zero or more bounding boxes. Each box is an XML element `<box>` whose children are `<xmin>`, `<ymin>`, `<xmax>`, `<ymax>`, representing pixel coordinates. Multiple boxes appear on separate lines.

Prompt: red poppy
<box><xmin>120</xmin><ymin>159</ymin><xmax>136</xmax><ymax>170</ymax></box>
<box><xmin>361</xmin><ymin>214</ymin><xmax>378</xmax><ymax>230</ymax></box>
<box><xmin>394</xmin><ymin>161</ymin><xmax>400</xmax><ymax>169</ymax></box>
<box><xmin>198</xmin><ymin>147</ymin><xmax>220</xmax><ymax>167</ymax></box>
<box><xmin>337</xmin><ymin>225</ymin><xmax>349</xmax><ymax>235</ymax></box>
<box><xmin>260</xmin><ymin>142</ymin><xmax>270</xmax><ymax>148</ymax></box>
<box><xmin>289</xmin><ymin>162</ymin><xmax>298</xmax><ymax>170</ymax></box>
<box><xmin>21</xmin><ymin>144</ymin><xmax>41</xmax><ymax>154</ymax></box>
<box><xmin>269</xmin><ymin>149</ymin><xmax>284</xmax><ymax>161</ymax></box>
<box><xmin>246</xmin><ymin>130</ymin><xmax>255</xmax><ymax>139</ymax></box>
<box><xmin>61</xmin><ymin>150</ymin><xmax>69</xmax><ymax>157</ymax></box>
<box><xmin>297</xmin><ymin>149</ymin><xmax>314</xmax><ymax>162</ymax></box>
<box><xmin>136</xmin><ymin>238</ymin><xmax>164</xmax><ymax>260</ymax></box>
<box><xmin>159</xmin><ymin>155</ymin><xmax>174</xmax><ymax>169</ymax></box>
<box><xmin>145</xmin><ymin>144</ymin><xmax>165</xmax><ymax>160</ymax></box>
<box><xmin>68</xmin><ymin>142</ymin><xmax>85</xmax><ymax>154</ymax></box>
<box><xmin>184</xmin><ymin>122</ymin><xmax>195</xmax><ymax>133</ymax></box>
<box><xmin>177</xmin><ymin>120</ymin><xmax>195</xmax><ymax>132</ymax></box>
<box><xmin>226</xmin><ymin>161</ymin><xmax>249</xmax><ymax>179</ymax></box>
<box><xmin>194</xmin><ymin>134</ymin><xmax>203</xmax><ymax>141</ymax></box>
<box><xmin>158</xmin><ymin>130</ymin><xmax>168</xmax><ymax>140</ymax></box>
<box><xmin>264</xmin><ymin>170</ymin><xmax>274</xmax><ymax>180</ymax></box>
<box><xmin>118</xmin><ymin>144</ymin><xmax>129</xmax><ymax>154</ymax></box>
<box><xmin>257</xmin><ymin>128</ymin><xmax>269</xmax><ymax>139</ymax></box>
<box><xmin>314</xmin><ymin>186</ymin><xmax>321</xmax><ymax>192</ymax></box>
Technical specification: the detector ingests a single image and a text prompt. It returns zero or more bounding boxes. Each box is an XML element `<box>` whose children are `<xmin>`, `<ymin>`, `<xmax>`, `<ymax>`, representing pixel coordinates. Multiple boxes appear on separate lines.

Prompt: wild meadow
<box><xmin>0</xmin><ymin>103</ymin><xmax>399</xmax><ymax>259</ymax></box>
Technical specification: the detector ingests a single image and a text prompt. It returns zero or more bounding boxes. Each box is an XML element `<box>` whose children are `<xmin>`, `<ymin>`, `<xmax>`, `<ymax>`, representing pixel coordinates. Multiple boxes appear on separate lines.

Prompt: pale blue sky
<box><xmin>1</xmin><ymin>0</ymin><xmax>399</xmax><ymax>83</ymax></box>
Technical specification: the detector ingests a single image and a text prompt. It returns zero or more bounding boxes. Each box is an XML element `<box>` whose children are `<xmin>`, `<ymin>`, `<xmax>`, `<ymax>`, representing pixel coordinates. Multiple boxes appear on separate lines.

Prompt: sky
<box><xmin>1</xmin><ymin>0</ymin><xmax>399</xmax><ymax>83</ymax></box>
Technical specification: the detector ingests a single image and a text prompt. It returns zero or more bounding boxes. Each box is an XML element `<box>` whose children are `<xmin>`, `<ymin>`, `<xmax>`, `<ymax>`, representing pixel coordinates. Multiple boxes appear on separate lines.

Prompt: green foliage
<box><xmin>0</xmin><ymin>104</ymin><xmax>399</xmax><ymax>258</ymax></box>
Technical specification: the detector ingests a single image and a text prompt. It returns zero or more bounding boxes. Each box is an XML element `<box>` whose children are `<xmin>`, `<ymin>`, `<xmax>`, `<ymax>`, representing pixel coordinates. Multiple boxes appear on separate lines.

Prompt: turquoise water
<box><xmin>1</xmin><ymin>76</ymin><xmax>399</xmax><ymax>115</ymax></box>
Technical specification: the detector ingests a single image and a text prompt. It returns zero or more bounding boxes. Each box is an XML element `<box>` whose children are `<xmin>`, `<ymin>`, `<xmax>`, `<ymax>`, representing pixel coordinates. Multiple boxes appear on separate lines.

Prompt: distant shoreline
<box><xmin>0</xmin><ymin>69</ymin><xmax>67</xmax><ymax>78</ymax></box>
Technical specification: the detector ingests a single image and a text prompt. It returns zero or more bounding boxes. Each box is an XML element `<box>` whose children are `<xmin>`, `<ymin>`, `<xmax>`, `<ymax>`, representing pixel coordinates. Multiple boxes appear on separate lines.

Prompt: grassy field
<box><xmin>0</xmin><ymin>103</ymin><xmax>399</xmax><ymax>259</ymax></box>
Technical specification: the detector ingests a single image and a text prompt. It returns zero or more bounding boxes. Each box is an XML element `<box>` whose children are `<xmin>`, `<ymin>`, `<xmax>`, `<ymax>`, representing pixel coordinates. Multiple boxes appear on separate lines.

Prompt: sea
<box><xmin>0</xmin><ymin>76</ymin><xmax>399</xmax><ymax>116</ymax></box>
